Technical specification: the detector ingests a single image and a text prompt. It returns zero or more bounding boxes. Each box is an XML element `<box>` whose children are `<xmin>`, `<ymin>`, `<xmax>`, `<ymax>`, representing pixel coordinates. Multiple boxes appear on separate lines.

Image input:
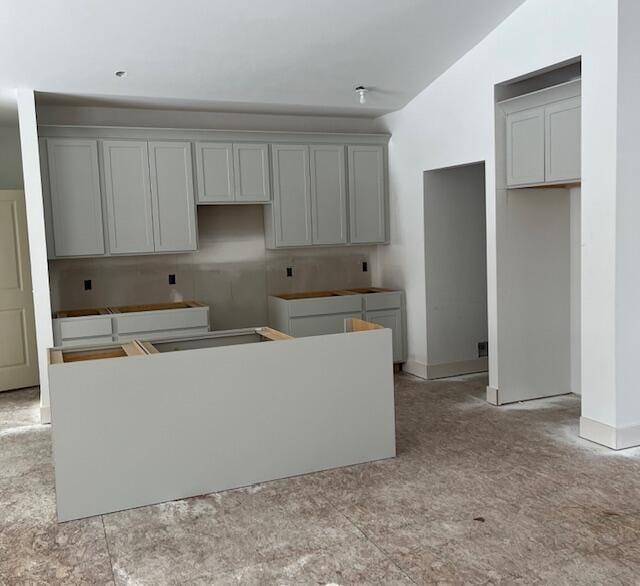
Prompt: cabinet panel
<box><xmin>102</xmin><ymin>140</ymin><xmax>155</xmax><ymax>254</ymax></box>
<box><xmin>545</xmin><ymin>97</ymin><xmax>581</xmax><ymax>183</ymax></box>
<box><xmin>148</xmin><ymin>141</ymin><xmax>197</xmax><ymax>252</ymax></box>
<box><xmin>46</xmin><ymin>139</ymin><xmax>104</xmax><ymax>257</ymax></box>
<box><xmin>365</xmin><ymin>309</ymin><xmax>404</xmax><ymax>363</ymax></box>
<box><xmin>195</xmin><ymin>142</ymin><xmax>235</xmax><ymax>203</ymax></box>
<box><xmin>348</xmin><ymin>145</ymin><xmax>386</xmax><ymax>244</ymax></box>
<box><xmin>506</xmin><ymin>107</ymin><xmax>545</xmax><ymax>186</ymax></box>
<box><xmin>310</xmin><ymin>145</ymin><xmax>347</xmax><ymax>245</ymax></box>
<box><xmin>271</xmin><ymin>144</ymin><xmax>312</xmax><ymax>247</ymax></box>
<box><xmin>233</xmin><ymin>143</ymin><xmax>270</xmax><ymax>202</ymax></box>
<box><xmin>289</xmin><ymin>313</ymin><xmax>362</xmax><ymax>337</ymax></box>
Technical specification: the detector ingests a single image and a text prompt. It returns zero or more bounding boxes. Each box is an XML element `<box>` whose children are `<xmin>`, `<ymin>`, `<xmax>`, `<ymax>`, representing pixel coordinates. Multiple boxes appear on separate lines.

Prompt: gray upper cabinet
<box><xmin>348</xmin><ymin>145</ymin><xmax>386</xmax><ymax>244</ymax></box>
<box><xmin>506</xmin><ymin>107</ymin><xmax>546</xmax><ymax>187</ymax></box>
<box><xmin>148</xmin><ymin>141</ymin><xmax>198</xmax><ymax>252</ymax></box>
<box><xmin>46</xmin><ymin>139</ymin><xmax>105</xmax><ymax>257</ymax></box>
<box><xmin>310</xmin><ymin>145</ymin><xmax>347</xmax><ymax>245</ymax></box>
<box><xmin>195</xmin><ymin>142</ymin><xmax>235</xmax><ymax>203</ymax></box>
<box><xmin>503</xmin><ymin>81</ymin><xmax>581</xmax><ymax>188</ymax></box>
<box><xmin>233</xmin><ymin>143</ymin><xmax>270</xmax><ymax>202</ymax></box>
<box><xmin>271</xmin><ymin>144</ymin><xmax>312</xmax><ymax>247</ymax></box>
<box><xmin>545</xmin><ymin>96</ymin><xmax>581</xmax><ymax>183</ymax></box>
<box><xmin>102</xmin><ymin>140</ymin><xmax>155</xmax><ymax>254</ymax></box>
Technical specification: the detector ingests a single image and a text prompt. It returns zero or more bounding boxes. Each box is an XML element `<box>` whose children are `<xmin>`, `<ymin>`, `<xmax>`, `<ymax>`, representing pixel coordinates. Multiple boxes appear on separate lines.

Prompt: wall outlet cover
<box><xmin>362</xmin><ymin>261</ymin><xmax>368</xmax><ymax>272</ymax></box>
<box><xmin>84</xmin><ymin>279</ymin><xmax>92</xmax><ymax>291</ymax></box>
<box><xmin>286</xmin><ymin>267</ymin><xmax>293</xmax><ymax>277</ymax></box>
<box><xmin>168</xmin><ymin>274</ymin><xmax>176</xmax><ymax>285</ymax></box>
<box><xmin>478</xmin><ymin>341</ymin><xmax>489</xmax><ymax>358</ymax></box>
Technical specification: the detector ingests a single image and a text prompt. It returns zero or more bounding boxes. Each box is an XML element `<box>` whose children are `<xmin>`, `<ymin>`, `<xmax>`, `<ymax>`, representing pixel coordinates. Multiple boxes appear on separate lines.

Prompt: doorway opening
<box><xmin>423</xmin><ymin>162</ymin><xmax>488</xmax><ymax>379</ymax></box>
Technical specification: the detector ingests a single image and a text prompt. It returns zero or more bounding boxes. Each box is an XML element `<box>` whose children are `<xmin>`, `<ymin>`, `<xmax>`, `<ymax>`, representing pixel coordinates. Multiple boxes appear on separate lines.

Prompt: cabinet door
<box><xmin>365</xmin><ymin>309</ymin><xmax>404</xmax><ymax>363</ymax></box>
<box><xmin>233</xmin><ymin>143</ymin><xmax>270</xmax><ymax>202</ymax></box>
<box><xmin>310</xmin><ymin>145</ymin><xmax>347</xmax><ymax>245</ymax></box>
<box><xmin>348</xmin><ymin>145</ymin><xmax>386</xmax><ymax>244</ymax></box>
<box><xmin>545</xmin><ymin>97</ymin><xmax>581</xmax><ymax>183</ymax></box>
<box><xmin>148</xmin><ymin>141</ymin><xmax>197</xmax><ymax>252</ymax></box>
<box><xmin>195</xmin><ymin>142</ymin><xmax>235</xmax><ymax>203</ymax></box>
<box><xmin>102</xmin><ymin>140</ymin><xmax>155</xmax><ymax>254</ymax></box>
<box><xmin>271</xmin><ymin>144</ymin><xmax>312</xmax><ymax>247</ymax></box>
<box><xmin>506</xmin><ymin>107</ymin><xmax>545</xmax><ymax>186</ymax></box>
<box><xmin>46</xmin><ymin>139</ymin><xmax>104</xmax><ymax>257</ymax></box>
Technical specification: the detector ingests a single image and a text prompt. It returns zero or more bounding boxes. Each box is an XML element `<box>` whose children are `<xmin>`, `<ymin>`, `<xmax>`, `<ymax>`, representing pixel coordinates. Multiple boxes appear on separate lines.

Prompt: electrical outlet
<box><xmin>168</xmin><ymin>274</ymin><xmax>176</xmax><ymax>285</ymax></box>
<box><xmin>286</xmin><ymin>267</ymin><xmax>293</xmax><ymax>277</ymax></box>
<box><xmin>362</xmin><ymin>261</ymin><xmax>368</xmax><ymax>272</ymax></box>
<box><xmin>478</xmin><ymin>341</ymin><xmax>488</xmax><ymax>358</ymax></box>
<box><xmin>84</xmin><ymin>279</ymin><xmax>92</xmax><ymax>291</ymax></box>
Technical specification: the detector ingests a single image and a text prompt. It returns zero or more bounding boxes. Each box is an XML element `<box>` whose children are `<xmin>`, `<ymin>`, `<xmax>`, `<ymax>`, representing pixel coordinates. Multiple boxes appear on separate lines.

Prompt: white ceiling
<box><xmin>0</xmin><ymin>0</ymin><xmax>525</xmax><ymax>124</ymax></box>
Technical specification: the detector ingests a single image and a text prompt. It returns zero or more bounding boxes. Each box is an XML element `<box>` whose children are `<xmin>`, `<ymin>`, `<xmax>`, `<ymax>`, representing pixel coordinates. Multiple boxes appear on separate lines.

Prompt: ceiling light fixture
<box><xmin>355</xmin><ymin>86</ymin><xmax>369</xmax><ymax>105</ymax></box>
<box><xmin>114</xmin><ymin>70</ymin><xmax>127</xmax><ymax>78</ymax></box>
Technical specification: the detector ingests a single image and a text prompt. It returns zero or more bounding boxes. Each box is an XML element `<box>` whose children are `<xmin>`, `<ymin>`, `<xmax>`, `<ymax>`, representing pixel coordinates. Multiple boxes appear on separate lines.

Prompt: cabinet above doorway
<box><xmin>38</xmin><ymin>127</ymin><xmax>390</xmax><ymax>259</ymax></box>
<box><xmin>501</xmin><ymin>80</ymin><xmax>581</xmax><ymax>189</ymax></box>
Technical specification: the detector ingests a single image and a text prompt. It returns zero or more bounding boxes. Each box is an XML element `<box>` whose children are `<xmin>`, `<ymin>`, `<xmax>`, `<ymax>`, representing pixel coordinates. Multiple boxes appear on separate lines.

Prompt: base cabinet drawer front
<box><xmin>289</xmin><ymin>313</ymin><xmax>363</xmax><ymax>338</ymax></box>
<box><xmin>46</xmin><ymin>138</ymin><xmax>105</xmax><ymax>257</ymax></box>
<box><xmin>286</xmin><ymin>295</ymin><xmax>362</xmax><ymax>318</ymax></box>
<box><xmin>365</xmin><ymin>309</ymin><xmax>405</xmax><ymax>363</ymax></box>
<box><xmin>114</xmin><ymin>307</ymin><xmax>210</xmax><ymax>335</ymax></box>
<box><xmin>363</xmin><ymin>291</ymin><xmax>402</xmax><ymax>311</ymax></box>
<box><xmin>116</xmin><ymin>326</ymin><xmax>210</xmax><ymax>343</ymax></box>
<box><xmin>57</xmin><ymin>316</ymin><xmax>113</xmax><ymax>341</ymax></box>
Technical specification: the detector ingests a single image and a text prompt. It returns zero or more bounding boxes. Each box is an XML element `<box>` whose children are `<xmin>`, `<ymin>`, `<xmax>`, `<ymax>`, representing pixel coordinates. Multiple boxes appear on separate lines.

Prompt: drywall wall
<box><xmin>497</xmin><ymin>188</ymin><xmax>570</xmax><ymax>403</ymax></box>
<box><xmin>0</xmin><ymin>125</ymin><xmax>23</xmax><ymax>188</ymax></box>
<box><xmin>373</xmin><ymin>0</ymin><xmax>618</xmax><ymax>428</ymax></box>
<box><xmin>16</xmin><ymin>90</ymin><xmax>54</xmax><ymax>423</ymax></box>
<box><xmin>49</xmin><ymin>205</ymin><xmax>373</xmax><ymax>329</ymax></box>
<box><xmin>36</xmin><ymin>105</ymin><xmax>384</xmax><ymax>134</ymax></box>
<box><xmin>614</xmin><ymin>0</ymin><xmax>640</xmax><ymax>431</ymax></box>
<box><xmin>570</xmin><ymin>187</ymin><xmax>581</xmax><ymax>395</ymax></box>
<box><xmin>424</xmin><ymin>163</ymin><xmax>487</xmax><ymax>377</ymax></box>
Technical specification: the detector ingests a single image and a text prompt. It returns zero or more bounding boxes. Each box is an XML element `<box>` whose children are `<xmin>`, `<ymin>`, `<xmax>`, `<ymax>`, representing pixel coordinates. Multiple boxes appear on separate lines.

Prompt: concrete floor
<box><xmin>2</xmin><ymin>374</ymin><xmax>640</xmax><ymax>584</ymax></box>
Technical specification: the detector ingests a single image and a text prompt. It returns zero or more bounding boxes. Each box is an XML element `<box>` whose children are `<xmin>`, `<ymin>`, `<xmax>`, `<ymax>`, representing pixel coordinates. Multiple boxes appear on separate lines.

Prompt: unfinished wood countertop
<box><xmin>54</xmin><ymin>301</ymin><xmax>205</xmax><ymax>318</ymax></box>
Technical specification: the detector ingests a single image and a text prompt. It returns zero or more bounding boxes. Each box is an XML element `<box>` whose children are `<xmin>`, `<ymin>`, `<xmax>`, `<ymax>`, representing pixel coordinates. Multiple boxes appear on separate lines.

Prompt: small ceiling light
<box><xmin>355</xmin><ymin>85</ymin><xmax>369</xmax><ymax>104</ymax></box>
<box><xmin>114</xmin><ymin>70</ymin><xmax>127</xmax><ymax>78</ymax></box>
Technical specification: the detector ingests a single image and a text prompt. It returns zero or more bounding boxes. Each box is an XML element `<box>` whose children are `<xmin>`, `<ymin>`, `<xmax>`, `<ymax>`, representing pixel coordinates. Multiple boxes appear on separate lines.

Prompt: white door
<box><xmin>506</xmin><ymin>107</ymin><xmax>545</xmax><ymax>187</ymax></box>
<box><xmin>0</xmin><ymin>190</ymin><xmax>38</xmax><ymax>391</ymax></box>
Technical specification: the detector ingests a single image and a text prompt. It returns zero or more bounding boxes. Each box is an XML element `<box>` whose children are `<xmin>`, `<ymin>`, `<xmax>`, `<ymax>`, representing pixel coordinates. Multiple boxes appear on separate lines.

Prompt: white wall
<box><xmin>614</xmin><ymin>0</ymin><xmax>640</xmax><ymax>430</ymax></box>
<box><xmin>373</xmin><ymin>0</ymin><xmax>619</xmax><ymax>426</ymax></box>
<box><xmin>424</xmin><ymin>163</ymin><xmax>487</xmax><ymax>376</ymax></box>
<box><xmin>0</xmin><ymin>125</ymin><xmax>23</xmax><ymax>189</ymax></box>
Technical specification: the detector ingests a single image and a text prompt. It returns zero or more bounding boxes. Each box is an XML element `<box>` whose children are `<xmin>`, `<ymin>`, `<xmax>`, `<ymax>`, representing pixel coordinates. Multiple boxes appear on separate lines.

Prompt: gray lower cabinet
<box><xmin>268</xmin><ymin>289</ymin><xmax>406</xmax><ymax>363</ymax></box>
<box><xmin>102</xmin><ymin>140</ymin><xmax>155</xmax><ymax>254</ymax></box>
<box><xmin>46</xmin><ymin>139</ymin><xmax>105</xmax><ymax>257</ymax></box>
<box><xmin>148</xmin><ymin>141</ymin><xmax>198</xmax><ymax>252</ymax></box>
<box><xmin>348</xmin><ymin>145</ymin><xmax>387</xmax><ymax>244</ymax></box>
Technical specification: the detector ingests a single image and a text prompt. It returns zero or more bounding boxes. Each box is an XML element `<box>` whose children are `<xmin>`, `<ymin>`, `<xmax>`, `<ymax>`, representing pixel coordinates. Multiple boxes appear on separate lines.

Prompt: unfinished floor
<box><xmin>2</xmin><ymin>374</ymin><xmax>640</xmax><ymax>584</ymax></box>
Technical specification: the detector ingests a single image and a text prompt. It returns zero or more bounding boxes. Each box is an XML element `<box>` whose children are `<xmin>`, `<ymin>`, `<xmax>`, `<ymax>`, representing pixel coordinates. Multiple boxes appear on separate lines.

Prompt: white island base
<box><xmin>49</xmin><ymin>324</ymin><xmax>396</xmax><ymax>521</ymax></box>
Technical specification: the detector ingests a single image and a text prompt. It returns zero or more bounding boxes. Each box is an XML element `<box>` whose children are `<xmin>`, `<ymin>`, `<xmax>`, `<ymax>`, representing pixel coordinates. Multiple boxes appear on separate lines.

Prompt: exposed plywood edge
<box><xmin>123</xmin><ymin>342</ymin><xmax>146</xmax><ymax>356</ymax></box>
<box><xmin>136</xmin><ymin>340</ymin><xmax>159</xmax><ymax>354</ymax></box>
<box><xmin>256</xmin><ymin>327</ymin><xmax>294</xmax><ymax>341</ymax></box>
<box><xmin>49</xmin><ymin>349</ymin><xmax>63</xmax><ymax>365</ymax></box>
<box><xmin>55</xmin><ymin>307</ymin><xmax>111</xmax><ymax>318</ymax></box>
<box><xmin>109</xmin><ymin>301</ymin><xmax>204</xmax><ymax>314</ymax></box>
<box><xmin>62</xmin><ymin>348</ymin><xmax>128</xmax><ymax>363</ymax></box>
<box><xmin>345</xmin><ymin>318</ymin><xmax>384</xmax><ymax>332</ymax></box>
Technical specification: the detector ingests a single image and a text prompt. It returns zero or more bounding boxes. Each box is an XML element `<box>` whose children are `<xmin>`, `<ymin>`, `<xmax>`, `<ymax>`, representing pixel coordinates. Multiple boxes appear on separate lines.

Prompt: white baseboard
<box><xmin>580</xmin><ymin>416</ymin><xmax>640</xmax><ymax>450</ymax></box>
<box><xmin>403</xmin><ymin>360</ymin><xmax>427</xmax><ymax>379</ymax></box>
<box><xmin>426</xmin><ymin>358</ymin><xmax>488</xmax><ymax>380</ymax></box>
<box><xmin>40</xmin><ymin>405</ymin><xmax>51</xmax><ymax>424</ymax></box>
